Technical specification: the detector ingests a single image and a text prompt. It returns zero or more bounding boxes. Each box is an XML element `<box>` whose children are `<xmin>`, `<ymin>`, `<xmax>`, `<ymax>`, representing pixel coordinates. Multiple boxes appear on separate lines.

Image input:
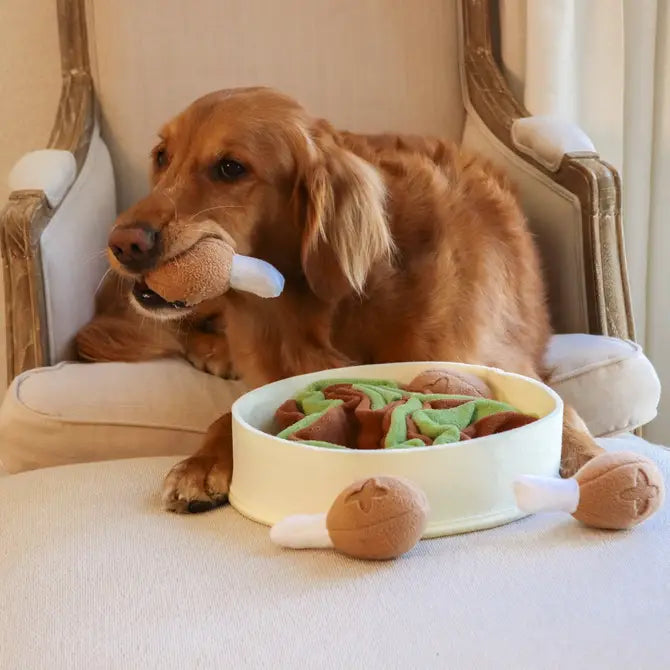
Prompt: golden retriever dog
<box><xmin>77</xmin><ymin>87</ymin><xmax>604</xmax><ymax>513</ymax></box>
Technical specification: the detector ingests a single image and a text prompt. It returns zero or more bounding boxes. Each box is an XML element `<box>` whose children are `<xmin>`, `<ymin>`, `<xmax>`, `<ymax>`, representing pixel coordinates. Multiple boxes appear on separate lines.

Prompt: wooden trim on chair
<box><xmin>1</xmin><ymin>193</ymin><xmax>52</xmax><ymax>376</ymax></box>
<box><xmin>553</xmin><ymin>156</ymin><xmax>636</xmax><ymax>339</ymax></box>
<box><xmin>50</xmin><ymin>0</ymin><xmax>94</xmax><ymax>168</ymax></box>
<box><xmin>460</xmin><ymin>0</ymin><xmax>635</xmax><ymax>341</ymax></box>
<box><xmin>0</xmin><ymin>0</ymin><xmax>94</xmax><ymax>381</ymax></box>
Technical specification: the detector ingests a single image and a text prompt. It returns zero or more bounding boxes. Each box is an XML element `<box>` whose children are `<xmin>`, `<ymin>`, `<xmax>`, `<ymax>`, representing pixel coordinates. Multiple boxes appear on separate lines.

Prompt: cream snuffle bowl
<box><xmin>229</xmin><ymin>362</ymin><xmax>563</xmax><ymax>538</ymax></box>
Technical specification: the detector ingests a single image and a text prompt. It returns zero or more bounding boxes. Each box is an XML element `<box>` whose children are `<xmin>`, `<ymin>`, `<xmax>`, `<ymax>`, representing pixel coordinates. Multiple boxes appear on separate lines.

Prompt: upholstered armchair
<box><xmin>0</xmin><ymin>0</ymin><xmax>661</xmax><ymax>471</ymax></box>
<box><xmin>1</xmin><ymin>2</ymin><xmax>668</xmax><ymax>667</ymax></box>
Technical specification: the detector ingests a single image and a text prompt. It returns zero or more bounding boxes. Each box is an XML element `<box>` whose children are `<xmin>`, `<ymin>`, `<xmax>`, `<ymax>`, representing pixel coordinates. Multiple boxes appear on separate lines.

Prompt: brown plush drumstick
<box><xmin>407</xmin><ymin>369</ymin><xmax>493</xmax><ymax>398</ymax></box>
<box><xmin>270</xmin><ymin>477</ymin><xmax>430</xmax><ymax>560</ymax></box>
<box><xmin>514</xmin><ymin>451</ymin><xmax>665</xmax><ymax>529</ymax></box>
<box><xmin>144</xmin><ymin>238</ymin><xmax>284</xmax><ymax>305</ymax></box>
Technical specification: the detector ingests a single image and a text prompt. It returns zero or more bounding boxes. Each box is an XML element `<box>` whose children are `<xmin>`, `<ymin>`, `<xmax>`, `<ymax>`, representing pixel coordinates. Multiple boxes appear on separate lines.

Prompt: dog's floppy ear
<box><xmin>297</xmin><ymin>126</ymin><xmax>394</xmax><ymax>302</ymax></box>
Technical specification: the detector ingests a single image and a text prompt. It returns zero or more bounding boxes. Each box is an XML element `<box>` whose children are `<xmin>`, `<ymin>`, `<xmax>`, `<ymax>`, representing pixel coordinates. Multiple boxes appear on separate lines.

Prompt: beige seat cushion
<box><xmin>0</xmin><ymin>335</ymin><xmax>660</xmax><ymax>474</ymax></box>
<box><xmin>0</xmin><ymin>434</ymin><xmax>667</xmax><ymax>668</ymax></box>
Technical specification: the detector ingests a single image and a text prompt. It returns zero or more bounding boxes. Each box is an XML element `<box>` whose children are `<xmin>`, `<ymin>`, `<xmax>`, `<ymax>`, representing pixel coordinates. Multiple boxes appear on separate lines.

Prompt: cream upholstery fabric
<box><xmin>461</xmin><ymin>113</ymin><xmax>588</xmax><ymax>335</ymax></box>
<box><xmin>87</xmin><ymin>0</ymin><xmax>464</xmax><ymax>210</ymax></box>
<box><xmin>0</xmin><ymin>435</ymin><xmax>667</xmax><ymax>668</ymax></box>
<box><xmin>39</xmin><ymin>124</ymin><xmax>116</xmax><ymax>364</ymax></box>
<box><xmin>0</xmin><ymin>335</ymin><xmax>659</xmax><ymax>474</ymax></box>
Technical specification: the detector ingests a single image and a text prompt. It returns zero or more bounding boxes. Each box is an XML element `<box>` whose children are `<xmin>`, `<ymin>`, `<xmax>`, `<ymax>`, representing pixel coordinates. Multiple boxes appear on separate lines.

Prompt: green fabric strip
<box><xmin>352</xmin><ymin>382</ymin><xmax>407</xmax><ymax>409</ymax></box>
<box><xmin>385</xmin><ymin>438</ymin><xmax>429</xmax><ymax>449</ymax></box>
<box><xmin>384</xmin><ymin>396</ymin><xmax>423</xmax><ymax>448</ymax></box>
<box><xmin>295</xmin><ymin>390</ymin><xmax>343</xmax><ymax>415</ymax></box>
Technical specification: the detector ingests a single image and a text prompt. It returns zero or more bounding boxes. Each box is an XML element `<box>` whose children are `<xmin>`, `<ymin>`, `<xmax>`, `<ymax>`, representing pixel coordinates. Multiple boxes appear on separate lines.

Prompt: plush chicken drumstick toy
<box><xmin>144</xmin><ymin>238</ymin><xmax>284</xmax><ymax>304</ymax></box>
<box><xmin>514</xmin><ymin>451</ymin><xmax>664</xmax><ymax>529</ymax></box>
<box><xmin>271</xmin><ymin>477</ymin><xmax>430</xmax><ymax>560</ymax></box>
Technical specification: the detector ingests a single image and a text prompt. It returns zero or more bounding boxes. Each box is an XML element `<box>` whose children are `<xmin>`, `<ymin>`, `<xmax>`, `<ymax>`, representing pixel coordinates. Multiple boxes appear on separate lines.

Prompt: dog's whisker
<box><xmin>84</xmin><ymin>248</ymin><xmax>110</xmax><ymax>266</ymax></box>
<box><xmin>94</xmin><ymin>268</ymin><xmax>112</xmax><ymax>297</ymax></box>
<box><xmin>188</xmin><ymin>204</ymin><xmax>244</xmax><ymax>222</ymax></box>
<box><xmin>115</xmin><ymin>272</ymin><xmax>126</xmax><ymax>300</ymax></box>
<box><xmin>159</xmin><ymin>190</ymin><xmax>179</xmax><ymax>220</ymax></box>
<box><xmin>179</xmin><ymin>227</ymin><xmax>217</xmax><ymax>236</ymax></box>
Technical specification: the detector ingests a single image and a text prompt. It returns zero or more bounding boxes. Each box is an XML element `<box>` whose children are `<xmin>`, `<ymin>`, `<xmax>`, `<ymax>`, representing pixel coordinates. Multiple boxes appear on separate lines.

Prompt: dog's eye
<box><xmin>155</xmin><ymin>149</ymin><xmax>169</xmax><ymax>169</ymax></box>
<box><xmin>213</xmin><ymin>158</ymin><xmax>246</xmax><ymax>181</ymax></box>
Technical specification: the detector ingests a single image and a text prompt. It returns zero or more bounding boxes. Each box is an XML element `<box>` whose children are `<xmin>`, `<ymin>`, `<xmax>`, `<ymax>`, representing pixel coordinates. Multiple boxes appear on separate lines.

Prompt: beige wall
<box><xmin>0</xmin><ymin>0</ymin><xmax>61</xmax><ymax>387</ymax></box>
<box><xmin>0</xmin><ymin>0</ymin><xmax>61</xmax><ymax>204</ymax></box>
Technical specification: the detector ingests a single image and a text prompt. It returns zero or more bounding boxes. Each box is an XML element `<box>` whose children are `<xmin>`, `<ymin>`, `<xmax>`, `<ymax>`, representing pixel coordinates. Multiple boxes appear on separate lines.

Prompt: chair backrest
<box><xmin>86</xmin><ymin>0</ymin><xmax>465</xmax><ymax>210</ymax></box>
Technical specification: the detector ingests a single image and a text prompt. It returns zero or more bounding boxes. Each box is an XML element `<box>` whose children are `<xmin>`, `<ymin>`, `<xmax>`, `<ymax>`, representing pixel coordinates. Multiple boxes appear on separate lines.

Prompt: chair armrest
<box><xmin>546</xmin><ymin>334</ymin><xmax>660</xmax><ymax>437</ymax></box>
<box><xmin>457</xmin><ymin>0</ymin><xmax>635</xmax><ymax>341</ymax></box>
<box><xmin>1</xmin><ymin>127</ymin><xmax>115</xmax><ymax>380</ymax></box>
<box><xmin>0</xmin><ymin>0</ymin><xmax>116</xmax><ymax>382</ymax></box>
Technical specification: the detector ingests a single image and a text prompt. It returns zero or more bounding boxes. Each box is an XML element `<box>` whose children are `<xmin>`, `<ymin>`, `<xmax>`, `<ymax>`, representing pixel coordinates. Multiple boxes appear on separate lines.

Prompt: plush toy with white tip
<box><xmin>271</xmin><ymin>476</ymin><xmax>430</xmax><ymax>560</ymax></box>
<box><xmin>514</xmin><ymin>451</ymin><xmax>664</xmax><ymax>529</ymax></box>
<box><xmin>144</xmin><ymin>237</ymin><xmax>284</xmax><ymax>304</ymax></box>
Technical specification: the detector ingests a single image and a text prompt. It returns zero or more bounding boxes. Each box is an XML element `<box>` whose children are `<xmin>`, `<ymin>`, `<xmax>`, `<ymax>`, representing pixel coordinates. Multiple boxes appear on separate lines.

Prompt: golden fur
<box><xmin>77</xmin><ymin>87</ymin><xmax>603</xmax><ymax>512</ymax></box>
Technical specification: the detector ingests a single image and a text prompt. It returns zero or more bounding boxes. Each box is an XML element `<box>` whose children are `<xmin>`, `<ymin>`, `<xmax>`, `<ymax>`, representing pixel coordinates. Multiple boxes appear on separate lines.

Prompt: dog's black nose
<box><xmin>108</xmin><ymin>223</ymin><xmax>160</xmax><ymax>272</ymax></box>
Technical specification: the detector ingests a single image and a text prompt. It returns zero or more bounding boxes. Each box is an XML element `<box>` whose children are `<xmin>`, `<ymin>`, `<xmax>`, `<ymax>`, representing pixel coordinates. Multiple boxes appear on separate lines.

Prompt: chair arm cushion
<box><xmin>8</xmin><ymin>149</ymin><xmax>77</xmax><ymax>207</ymax></box>
<box><xmin>511</xmin><ymin>116</ymin><xmax>596</xmax><ymax>171</ymax></box>
<box><xmin>546</xmin><ymin>334</ymin><xmax>660</xmax><ymax>436</ymax></box>
<box><xmin>39</xmin><ymin>127</ymin><xmax>116</xmax><ymax>364</ymax></box>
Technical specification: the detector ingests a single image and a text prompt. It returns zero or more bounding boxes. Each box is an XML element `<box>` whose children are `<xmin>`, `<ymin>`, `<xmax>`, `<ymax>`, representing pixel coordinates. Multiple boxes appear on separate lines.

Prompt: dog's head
<box><xmin>108</xmin><ymin>87</ymin><xmax>394</xmax><ymax>319</ymax></box>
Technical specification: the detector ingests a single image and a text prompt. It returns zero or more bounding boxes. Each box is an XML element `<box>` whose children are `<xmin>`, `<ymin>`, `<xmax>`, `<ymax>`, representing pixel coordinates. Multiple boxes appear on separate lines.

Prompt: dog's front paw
<box><xmin>185</xmin><ymin>331</ymin><xmax>238</xmax><ymax>378</ymax></box>
<box><xmin>162</xmin><ymin>456</ymin><xmax>231</xmax><ymax>513</ymax></box>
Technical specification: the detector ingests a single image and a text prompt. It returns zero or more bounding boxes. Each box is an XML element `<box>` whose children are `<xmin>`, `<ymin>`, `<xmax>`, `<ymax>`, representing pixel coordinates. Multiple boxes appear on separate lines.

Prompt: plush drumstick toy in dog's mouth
<box><xmin>134</xmin><ymin>237</ymin><xmax>285</xmax><ymax>309</ymax></box>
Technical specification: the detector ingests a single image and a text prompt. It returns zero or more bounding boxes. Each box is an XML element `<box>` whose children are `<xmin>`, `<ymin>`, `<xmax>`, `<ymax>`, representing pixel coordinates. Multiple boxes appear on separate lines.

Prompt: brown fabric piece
<box><xmin>289</xmin><ymin>404</ymin><xmax>356</xmax><ymax>447</ymax></box>
<box><xmin>324</xmin><ymin>384</ymin><xmax>369</xmax><ymax>410</ymax></box>
<box><xmin>462</xmin><ymin>411</ymin><xmax>538</xmax><ymax>438</ymax></box>
<box><xmin>274</xmin><ymin>399</ymin><xmax>305</xmax><ymax>432</ymax></box>
<box><xmin>325</xmin><ymin>385</ymin><xmax>383</xmax><ymax>449</ymax></box>
<box><xmin>356</xmin><ymin>399</ymin><xmax>405</xmax><ymax>450</ymax></box>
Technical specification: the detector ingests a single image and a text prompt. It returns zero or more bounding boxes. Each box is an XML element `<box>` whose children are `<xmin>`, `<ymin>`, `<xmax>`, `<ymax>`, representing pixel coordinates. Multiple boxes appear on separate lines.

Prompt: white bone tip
<box><xmin>230</xmin><ymin>255</ymin><xmax>285</xmax><ymax>298</ymax></box>
<box><xmin>513</xmin><ymin>474</ymin><xmax>580</xmax><ymax>514</ymax></box>
<box><xmin>270</xmin><ymin>513</ymin><xmax>332</xmax><ymax>549</ymax></box>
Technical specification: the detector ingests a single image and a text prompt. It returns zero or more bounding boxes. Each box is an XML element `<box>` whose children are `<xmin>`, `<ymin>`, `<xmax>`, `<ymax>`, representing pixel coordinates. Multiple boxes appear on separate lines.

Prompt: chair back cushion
<box><xmin>87</xmin><ymin>0</ymin><xmax>465</xmax><ymax>209</ymax></box>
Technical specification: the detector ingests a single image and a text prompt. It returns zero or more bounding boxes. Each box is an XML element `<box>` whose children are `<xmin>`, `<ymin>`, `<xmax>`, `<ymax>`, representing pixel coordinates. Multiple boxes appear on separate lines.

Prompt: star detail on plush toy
<box><xmin>620</xmin><ymin>468</ymin><xmax>659</xmax><ymax>516</ymax></box>
<box><xmin>345</xmin><ymin>478</ymin><xmax>389</xmax><ymax>513</ymax></box>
